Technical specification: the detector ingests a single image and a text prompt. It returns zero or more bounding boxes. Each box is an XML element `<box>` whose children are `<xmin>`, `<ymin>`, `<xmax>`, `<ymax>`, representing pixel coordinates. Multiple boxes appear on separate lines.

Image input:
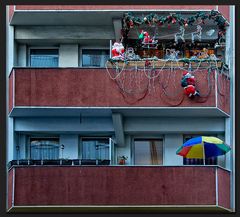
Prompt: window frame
<box><xmin>27</xmin><ymin>135</ymin><xmax>60</xmax><ymax>160</ymax></box>
<box><xmin>79</xmin><ymin>46</ymin><xmax>110</xmax><ymax>68</ymax></box>
<box><xmin>28</xmin><ymin>46</ymin><xmax>59</xmax><ymax>67</ymax></box>
<box><xmin>79</xmin><ymin>136</ymin><xmax>114</xmax><ymax>164</ymax></box>
<box><xmin>131</xmin><ymin>135</ymin><xmax>164</xmax><ymax>166</ymax></box>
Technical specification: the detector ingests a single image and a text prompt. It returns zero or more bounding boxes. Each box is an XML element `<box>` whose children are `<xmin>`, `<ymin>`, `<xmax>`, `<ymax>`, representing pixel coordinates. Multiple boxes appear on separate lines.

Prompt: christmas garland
<box><xmin>123</xmin><ymin>10</ymin><xmax>228</xmax><ymax>39</ymax></box>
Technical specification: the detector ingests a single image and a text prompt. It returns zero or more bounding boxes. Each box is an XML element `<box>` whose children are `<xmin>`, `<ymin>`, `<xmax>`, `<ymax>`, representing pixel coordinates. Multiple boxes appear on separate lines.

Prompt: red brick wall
<box><xmin>11</xmin><ymin>166</ymin><xmax>217</xmax><ymax>206</ymax></box>
<box><xmin>217</xmin><ymin>73</ymin><xmax>230</xmax><ymax>114</ymax></box>
<box><xmin>217</xmin><ymin>167</ymin><xmax>231</xmax><ymax>209</ymax></box>
<box><xmin>15</xmin><ymin>5</ymin><xmax>216</xmax><ymax>11</ymax></box>
<box><xmin>13</xmin><ymin>68</ymin><xmax>216</xmax><ymax>108</ymax></box>
<box><xmin>8</xmin><ymin>5</ymin><xmax>15</xmax><ymax>22</ymax></box>
<box><xmin>218</xmin><ymin>5</ymin><xmax>230</xmax><ymax>21</ymax></box>
<box><xmin>8</xmin><ymin>71</ymin><xmax>14</xmax><ymax>113</ymax></box>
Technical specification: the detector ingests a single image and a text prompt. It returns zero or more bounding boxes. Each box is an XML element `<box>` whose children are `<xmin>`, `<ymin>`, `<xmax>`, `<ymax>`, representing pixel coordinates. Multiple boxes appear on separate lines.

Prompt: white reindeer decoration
<box><xmin>174</xmin><ymin>26</ymin><xmax>185</xmax><ymax>44</ymax></box>
<box><xmin>192</xmin><ymin>25</ymin><xmax>202</xmax><ymax>43</ymax></box>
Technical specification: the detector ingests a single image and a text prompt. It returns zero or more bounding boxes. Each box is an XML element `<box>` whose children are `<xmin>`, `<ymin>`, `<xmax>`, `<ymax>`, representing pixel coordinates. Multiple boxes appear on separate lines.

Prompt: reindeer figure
<box><xmin>192</xmin><ymin>25</ymin><xmax>202</xmax><ymax>44</ymax></box>
<box><xmin>175</xmin><ymin>26</ymin><xmax>185</xmax><ymax>44</ymax></box>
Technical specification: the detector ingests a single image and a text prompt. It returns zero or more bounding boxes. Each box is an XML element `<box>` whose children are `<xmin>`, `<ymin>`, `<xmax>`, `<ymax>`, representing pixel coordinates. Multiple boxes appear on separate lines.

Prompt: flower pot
<box><xmin>119</xmin><ymin>159</ymin><xmax>126</xmax><ymax>165</ymax></box>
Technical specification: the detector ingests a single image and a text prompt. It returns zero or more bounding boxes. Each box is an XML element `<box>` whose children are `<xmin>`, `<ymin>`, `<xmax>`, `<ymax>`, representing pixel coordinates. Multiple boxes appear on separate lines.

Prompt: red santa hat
<box><xmin>183</xmin><ymin>71</ymin><xmax>189</xmax><ymax>76</ymax></box>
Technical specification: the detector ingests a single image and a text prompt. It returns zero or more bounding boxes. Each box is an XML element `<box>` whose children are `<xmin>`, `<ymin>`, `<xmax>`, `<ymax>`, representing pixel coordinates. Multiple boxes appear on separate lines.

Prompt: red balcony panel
<box><xmin>15</xmin><ymin>5</ymin><xmax>217</xmax><ymax>11</ymax></box>
<box><xmin>217</xmin><ymin>168</ymin><xmax>230</xmax><ymax>209</ymax></box>
<box><xmin>9</xmin><ymin>166</ymin><xmax>223</xmax><ymax>207</ymax></box>
<box><xmin>9</xmin><ymin>71</ymin><xmax>14</xmax><ymax>113</ymax></box>
<box><xmin>12</xmin><ymin>68</ymin><xmax>218</xmax><ymax>108</ymax></box>
<box><xmin>8</xmin><ymin>169</ymin><xmax>14</xmax><ymax>210</ymax></box>
<box><xmin>218</xmin><ymin>6</ymin><xmax>230</xmax><ymax>21</ymax></box>
<box><xmin>217</xmin><ymin>74</ymin><xmax>230</xmax><ymax>114</ymax></box>
<box><xmin>9</xmin><ymin>5</ymin><xmax>15</xmax><ymax>22</ymax></box>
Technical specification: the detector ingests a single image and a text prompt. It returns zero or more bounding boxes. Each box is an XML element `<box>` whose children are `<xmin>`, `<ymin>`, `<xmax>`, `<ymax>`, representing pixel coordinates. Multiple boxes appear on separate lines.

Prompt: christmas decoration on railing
<box><xmin>175</xmin><ymin>26</ymin><xmax>185</xmax><ymax>44</ymax></box>
<box><xmin>106</xmin><ymin>48</ymin><xmax>229</xmax><ymax>105</ymax></box>
<box><xmin>181</xmin><ymin>71</ymin><xmax>200</xmax><ymax>98</ymax></box>
<box><xmin>123</xmin><ymin>10</ymin><xmax>228</xmax><ymax>41</ymax></box>
<box><xmin>139</xmin><ymin>30</ymin><xmax>158</xmax><ymax>49</ymax></box>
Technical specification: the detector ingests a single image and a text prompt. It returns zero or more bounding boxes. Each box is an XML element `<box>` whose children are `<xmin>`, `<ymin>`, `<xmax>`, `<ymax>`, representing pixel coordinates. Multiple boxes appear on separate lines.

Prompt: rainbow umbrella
<box><xmin>176</xmin><ymin>136</ymin><xmax>231</xmax><ymax>165</ymax></box>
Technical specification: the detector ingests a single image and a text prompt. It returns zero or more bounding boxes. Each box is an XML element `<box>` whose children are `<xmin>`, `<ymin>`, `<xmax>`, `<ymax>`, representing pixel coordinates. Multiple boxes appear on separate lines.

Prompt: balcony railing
<box><xmin>7</xmin><ymin>165</ymin><xmax>231</xmax><ymax>212</ymax></box>
<box><xmin>9</xmin><ymin>67</ymin><xmax>230</xmax><ymax>115</ymax></box>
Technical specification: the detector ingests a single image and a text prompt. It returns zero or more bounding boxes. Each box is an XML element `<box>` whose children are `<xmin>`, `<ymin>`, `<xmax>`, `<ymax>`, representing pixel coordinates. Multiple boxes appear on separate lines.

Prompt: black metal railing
<box><xmin>7</xmin><ymin>159</ymin><xmax>111</xmax><ymax>169</ymax></box>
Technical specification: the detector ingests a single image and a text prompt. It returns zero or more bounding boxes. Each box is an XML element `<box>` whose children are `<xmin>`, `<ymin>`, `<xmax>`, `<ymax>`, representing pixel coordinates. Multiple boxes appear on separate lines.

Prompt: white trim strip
<box><xmin>9</xmin><ymin>204</ymin><xmax>233</xmax><ymax>212</ymax></box>
<box><xmin>14</xmin><ymin>9</ymin><xmax>214</xmax><ymax>12</ymax></box>
<box><xmin>13</xmin><ymin>69</ymin><xmax>15</xmax><ymax>108</ymax></box>
<box><xmin>11</xmin><ymin>106</ymin><xmax>225</xmax><ymax>109</ymax></box>
<box><xmin>215</xmin><ymin>70</ymin><xmax>218</xmax><ymax>109</ymax></box>
<box><xmin>12</xmin><ymin>167</ymin><xmax>15</xmax><ymax>207</ymax></box>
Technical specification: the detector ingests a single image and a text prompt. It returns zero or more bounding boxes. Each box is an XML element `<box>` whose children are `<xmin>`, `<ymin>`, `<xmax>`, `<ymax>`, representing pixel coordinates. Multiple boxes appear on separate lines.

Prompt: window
<box><xmin>30</xmin><ymin>49</ymin><xmax>59</xmax><ymax>67</ymax></box>
<box><xmin>134</xmin><ymin>139</ymin><xmax>163</xmax><ymax>165</ymax></box>
<box><xmin>81</xmin><ymin>138</ymin><xmax>110</xmax><ymax>160</ymax></box>
<box><xmin>183</xmin><ymin>135</ymin><xmax>217</xmax><ymax>165</ymax></box>
<box><xmin>30</xmin><ymin>138</ymin><xmax>59</xmax><ymax>160</ymax></box>
<box><xmin>82</xmin><ymin>49</ymin><xmax>109</xmax><ymax>67</ymax></box>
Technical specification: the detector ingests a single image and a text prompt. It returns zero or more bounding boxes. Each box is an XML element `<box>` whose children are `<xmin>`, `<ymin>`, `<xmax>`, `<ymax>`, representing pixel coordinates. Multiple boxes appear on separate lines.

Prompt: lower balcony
<box><xmin>7</xmin><ymin>165</ymin><xmax>231</xmax><ymax>213</ymax></box>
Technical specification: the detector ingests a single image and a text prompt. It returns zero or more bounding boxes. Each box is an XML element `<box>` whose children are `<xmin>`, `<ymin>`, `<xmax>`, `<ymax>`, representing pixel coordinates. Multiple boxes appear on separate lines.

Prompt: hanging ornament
<box><xmin>144</xmin><ymin>17</ymin><xmax>147</xmax><ymax>22</ymax></box>
<box><xmin>138</xmin><ymin>30</ymin><xmax>144</xmax><ymax>39</ymax></box>
<box><xmin>129</xmin><ymin>20</ymin><xmax>134</xmax><ymax>28</ymax></box>
<box><xmin>172</xmin><ymin>18</ymin><xmax>177</xmax><ymax>24</ymax></box>
<box><xmin>175</xmin><ymin>26</ymin><xmax>185</xmax><ymax>44</ymax></box>
<box><xmin>153</xmin><ymin>17</ymin><xmax>158</xmax><ymax>23</ymax></box>
<box><xmin>158</xmin><ymin>21</ymin><xmax>163</xmax><ymax>26</ymax></box>
<box><xmin>184</xmin><ymin>22</ymin><xmax>188</xmax><ymax>27</ymax></box>
<box><xmin>191</xmin><ymin>25</ymin><xmax>202</xmax><ymax>43</ymax></box>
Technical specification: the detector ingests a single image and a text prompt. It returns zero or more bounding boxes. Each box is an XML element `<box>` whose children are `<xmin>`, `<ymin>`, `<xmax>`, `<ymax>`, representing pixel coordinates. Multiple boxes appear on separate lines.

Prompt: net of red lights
<box><xmin>122</xmin><ymin>10</ymin><xmax>228</xmax><ymax>39</ymax></box>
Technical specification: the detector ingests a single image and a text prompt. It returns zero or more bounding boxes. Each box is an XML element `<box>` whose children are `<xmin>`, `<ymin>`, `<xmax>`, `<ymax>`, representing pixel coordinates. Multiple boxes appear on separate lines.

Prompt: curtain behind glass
<box><xmin>82</xmin><ymin>139</ymin><xmax>109</xmax><ymax>160</ymax></box>
<box><xmin>134</xmin><ymin>140</ymin><xmax>163</xmax><ymax>165</ymax></box>
<box><xmin>30</xmin><ymin>49</ymin><xmax>58</xmax><ymax>67</ymax></box>
<box><xmin>82</xmin><ymin>50</ymin><xmax>109</xmax><ymax>67</ymax></box>
<box><xmin>30</xmin><ymin>139</ymin><xmax>59</xmax><ymax>160</ymax></box>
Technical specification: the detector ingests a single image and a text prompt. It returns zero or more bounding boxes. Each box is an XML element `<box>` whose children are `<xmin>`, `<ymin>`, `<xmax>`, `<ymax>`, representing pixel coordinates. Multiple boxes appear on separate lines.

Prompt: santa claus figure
<box><xmin>139</xmin><ymin>30</ymin><xmax>153</xmax><ymax>44</ymax></box>
<box><xmin>181</xmin><ymin>71</ymin><xmax>200</xmax><ymax>98</ymax></box>
<box><xmin>111</xmin><ymin>42</ymin><xmax>125</xmax><ymax>60</ymax></box>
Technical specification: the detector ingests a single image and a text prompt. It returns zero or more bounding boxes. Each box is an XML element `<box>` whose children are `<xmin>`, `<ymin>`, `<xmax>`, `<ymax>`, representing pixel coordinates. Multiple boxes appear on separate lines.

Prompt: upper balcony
<box><xmin>7</xmin><ymin>165</ymin><xmax>231</xmax><ymax>212</ymax></box>
<box><xmin>9</xmin><ymin>66</ymin><xmax>230</xmax><ymax>117</ymax></box>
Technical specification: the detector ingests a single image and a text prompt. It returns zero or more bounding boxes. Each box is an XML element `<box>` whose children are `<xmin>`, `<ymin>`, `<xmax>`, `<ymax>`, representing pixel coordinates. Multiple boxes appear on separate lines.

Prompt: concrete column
<box><xmin>112</xmin><ymin>113</ymin><xmax>125</xmax><ymax>147</ymax></box>
<box><xmin>59</xmin><ymin>44</ymin><xmax>79</xmax><ymax>67</ymax></box>
<box><xmin>59</xmin><ymin>135</ymin><xmax>79</xmax><ymax>159</ymax></box>
<box><xmin>17</xmin><ymin>44</ymin><xmax>27</xmax><ymax>67</ymax></box>
<box><xmin>229</xmin><ymin>6</ymin><xmax>235</xmax><ymax>212</ymax></box>
<box><xmin>224</xmin><ymin>118</ymin><xmax>231</xmax><ymax>170</ymax></box>
<box><xmin>113</xmin><ymin>19</ymin><xmax>122</xmax><ymax>42</ymax></box>
<box><xmin>6</xmin><ymin>7</ymin><xmax>15</xmax><ymax>163</ymax></box>
<box><xmin>164</xmin><ymin>134</ymin><xmax>183</xmax><ymax>166</ymax></box>
<box><xmin>7</xmin><ymin>118</ymin><xmax>15</xmax><ymax>162</ymax></box>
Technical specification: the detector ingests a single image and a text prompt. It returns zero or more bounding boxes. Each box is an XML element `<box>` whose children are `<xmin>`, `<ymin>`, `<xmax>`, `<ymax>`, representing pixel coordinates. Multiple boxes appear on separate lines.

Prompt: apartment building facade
<box><xmin>6</xmin><ymin>5</ymin><xmax>235</xmax><ymax>212</ymax></box>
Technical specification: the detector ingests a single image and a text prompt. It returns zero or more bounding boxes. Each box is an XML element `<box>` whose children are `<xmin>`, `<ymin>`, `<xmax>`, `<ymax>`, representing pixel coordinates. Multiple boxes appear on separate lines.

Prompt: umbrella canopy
<box><xmin>176</xmin><ymin>136</ymin><xmax>231</xmax><ymax>159</ymax></box>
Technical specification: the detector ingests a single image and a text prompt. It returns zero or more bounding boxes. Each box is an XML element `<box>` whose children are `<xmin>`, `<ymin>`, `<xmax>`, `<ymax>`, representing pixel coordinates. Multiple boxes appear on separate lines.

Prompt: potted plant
<box><xmin>118</xmin><ymin>156</ymin><xmax>128</xmax><ymax>165</ymax></box>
